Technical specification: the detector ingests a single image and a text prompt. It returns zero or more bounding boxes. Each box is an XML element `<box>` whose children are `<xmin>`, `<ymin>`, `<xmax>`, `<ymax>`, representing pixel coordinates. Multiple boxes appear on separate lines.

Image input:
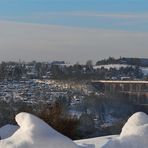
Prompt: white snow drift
<box><xmin>0</xmin><ymin>112</ymin><xmax>148</xmax><ymax>148</ymax></box>
<box><xmin>102</xmin><ymin>112</ymin><xmax>148</xmax><ymax>148</ymax></box>
<box><xmin>0</xmin><ymin>124</ymin><xmax>18</xmax><ymax>140</ymax></box>
<box><xmin>0</xmin><ymin>112</ymin><xmax>78</xmax><ymax>148</ymax></box>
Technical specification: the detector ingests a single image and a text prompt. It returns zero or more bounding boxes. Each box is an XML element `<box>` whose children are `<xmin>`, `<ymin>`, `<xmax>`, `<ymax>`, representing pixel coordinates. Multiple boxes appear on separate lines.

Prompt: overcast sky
<box><xmin>0</xmin><ymin>0</ymin><xmax>148</xmax><ymax>63</ymax></box>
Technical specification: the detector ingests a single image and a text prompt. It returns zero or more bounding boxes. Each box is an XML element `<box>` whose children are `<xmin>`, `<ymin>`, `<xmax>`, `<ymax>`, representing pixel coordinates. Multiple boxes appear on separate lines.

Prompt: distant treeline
<box><xmin>96</xmin><ymin>57</ymin><xmax>148</xmax><ymax>67</ymax></box>
<box><xmin>0</xmin><ymin>58</ymin><xmax>145</xmax><ymax>80</ymax></box>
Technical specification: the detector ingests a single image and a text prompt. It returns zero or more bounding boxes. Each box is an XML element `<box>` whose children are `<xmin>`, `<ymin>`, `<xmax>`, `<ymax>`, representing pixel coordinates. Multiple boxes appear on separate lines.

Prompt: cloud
<box><xmin>2</xmin><ymin>11</ymin><xmax>147</xmax><ymax>32</ymax></box>
<box><xmin>0</xmin><ymin>21</ymin><xmax>147</xmax><ymax>63</ymax></box>
<box><xmin>45</xmin><ymin>12</ymin><xmax>148</xmax><ymax>19</ymax></box>
<box><xmin>21</xmin><ymin>11</ymin><xmax>148</xmax><ymax>20</ymax></box>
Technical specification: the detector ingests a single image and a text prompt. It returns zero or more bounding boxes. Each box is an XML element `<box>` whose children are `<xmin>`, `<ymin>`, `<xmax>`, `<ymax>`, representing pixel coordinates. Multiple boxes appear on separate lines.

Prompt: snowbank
<box><xmin>102</xmin><ymin>112</ymin><xmax>148</xmax><ymax>148</ymax></box>
<box><xmin>0</xmin><ymin>112</ymin><xmax>148</xmax><ymax>148</ymax></box>
<box><xmin>0</xmin><ymin>112</ymin><xmax>78</xmax><ymax>148</ymax></box>
<box><xmin>75</xmin><ymin>135</ymin><xmax>117</xmax><ymax>148</ymax></box>
<box><xmin>0</xmin><ymin>124</ymin><xmax>18</xmax><ymax>139</ymax></box>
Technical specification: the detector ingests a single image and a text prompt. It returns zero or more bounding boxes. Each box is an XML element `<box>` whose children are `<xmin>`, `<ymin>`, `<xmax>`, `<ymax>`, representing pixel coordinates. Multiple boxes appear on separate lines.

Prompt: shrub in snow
<box><xmin>78</xmin><ymin>113</ymin><xmax>95</xmax><ymax>137</ymax></box>
<box><xmin>38</xmin><ymin>102</ymin><xmax>79</xmax><ymax>139</ymax></box>
<box><xmin>102</xmin><ymin>112</ymin><xmax>148</xmax><ymax>148</ymax></box>
<box><xmin>0</xmin><ymin>112</ymin><xmax>79</xmax><ymax>148</ymax></box>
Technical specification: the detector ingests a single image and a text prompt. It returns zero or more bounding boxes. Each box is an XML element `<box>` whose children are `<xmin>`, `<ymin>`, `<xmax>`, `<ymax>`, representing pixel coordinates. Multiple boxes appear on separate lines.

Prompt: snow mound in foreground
<box><xmin>0</xmin><ymin>124</ymin><xmax>19</xmax><ymax>139</ymax></box>
<box><xmin>0</xmin><ymin>112</ymin><xmax>78</xmax><ymax>148</ymax></box>
<box><xmin>102</xmin><ymin>112</ymin><xmax>148</xmax><ymax>148</ymax></box>
<box><xmin>1</xmin><ymin>112</ymin><xmax>148</xmax><ymax>148</ymax></box>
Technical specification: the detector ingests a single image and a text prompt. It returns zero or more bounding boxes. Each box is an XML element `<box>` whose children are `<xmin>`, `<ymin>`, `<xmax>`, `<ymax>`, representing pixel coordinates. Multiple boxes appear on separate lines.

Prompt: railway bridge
<box><xmin>92</xmin><ymin>80</ymin><xmax>148</xmax><ymax>96</ymax></box>
<box><xmin>92</xmin><ymin>80</ymin><xmax>148</xmax><ymax>112</ymax></box>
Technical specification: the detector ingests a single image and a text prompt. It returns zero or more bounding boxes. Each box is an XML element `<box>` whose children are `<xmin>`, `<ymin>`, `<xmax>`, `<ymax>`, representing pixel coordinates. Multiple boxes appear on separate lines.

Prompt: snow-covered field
<box><xmin>93</xmin><ymin>64</ymin><xmax>132</xmax><ymax>70</ymax></box>
<box><xmin>0</xmin><ymin>112</ymin><xmax>148</xmax><ymax>148</ymax></box>
<box><xmin>94</xmin><ymin>64</ymin><xmax>148</xmax><ymax>76</ymax></box>
<box><xmin>75</xmin><ymin>135</ymin><xmax>117</xmax><ymax>148</ymax></box>
<box><xmin>141</xmin><ymin>67</ymin><xmax>148</xmax><ymax>76</ymax></box>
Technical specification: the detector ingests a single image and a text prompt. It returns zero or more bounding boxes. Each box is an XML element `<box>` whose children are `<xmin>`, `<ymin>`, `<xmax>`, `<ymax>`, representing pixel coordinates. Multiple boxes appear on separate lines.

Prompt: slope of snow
<box><xmin>75</xmin><ymin>135</ymin><xmax>117</xmax><ymax>148</ymax></box>
<box><xmin>120</xmin><ymin>112</ymin><xmax>148</xmax><ymax>137</ymax></box>
<box><xmin>0</xmin><ymin>112</ymin><xmax>148</xmax><ymax>148</ymax></box>
<box><xmin>0</xmin><ymin>112</ymin><xmax>78</xmax><ymax>148</ymax></box>
<box><xmin>102</xmin><ymin>112</ymin><xmax>148</xmax><ymax>148</ymax></box>
<box><xmin>93</xmin><ymin>64</ymin><xmax>131</xmax><ymax>70</ymax></box>
<box><xmin>0</xmin><ymin>124</ymin><xmax>18</xmax><ymax>139</ymax></box>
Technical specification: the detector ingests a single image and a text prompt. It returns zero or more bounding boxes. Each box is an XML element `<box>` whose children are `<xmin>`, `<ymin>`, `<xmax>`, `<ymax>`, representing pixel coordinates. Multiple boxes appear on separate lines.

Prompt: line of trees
<box><xmin>0</xmin><ymin>59</ymin><xmax>144</xmax><ymax>81</ymax></box>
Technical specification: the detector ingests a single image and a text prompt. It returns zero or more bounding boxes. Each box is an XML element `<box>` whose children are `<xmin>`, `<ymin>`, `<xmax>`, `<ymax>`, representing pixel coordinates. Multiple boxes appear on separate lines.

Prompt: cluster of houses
<box><xmin>0</xmin><ymin>79</ymin><xmax>91</xmax><ymax>108</ymax></box>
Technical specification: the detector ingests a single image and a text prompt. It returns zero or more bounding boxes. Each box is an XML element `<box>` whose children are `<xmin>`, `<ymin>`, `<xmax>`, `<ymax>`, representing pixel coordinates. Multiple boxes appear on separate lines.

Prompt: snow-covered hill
<box><xmin>93</xmin><ymin>64</ymin><xmax>131</xmax><ymax>70</ymax></box>
<box><xmin>94</xmin><ymin>64</ymin><xmax>148</xmax><ymax>76</ymax></box>
<box><xmin>0</xmin><ymin>112</ymin><xmax>148</xmax><ymax>148</ymax></box>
